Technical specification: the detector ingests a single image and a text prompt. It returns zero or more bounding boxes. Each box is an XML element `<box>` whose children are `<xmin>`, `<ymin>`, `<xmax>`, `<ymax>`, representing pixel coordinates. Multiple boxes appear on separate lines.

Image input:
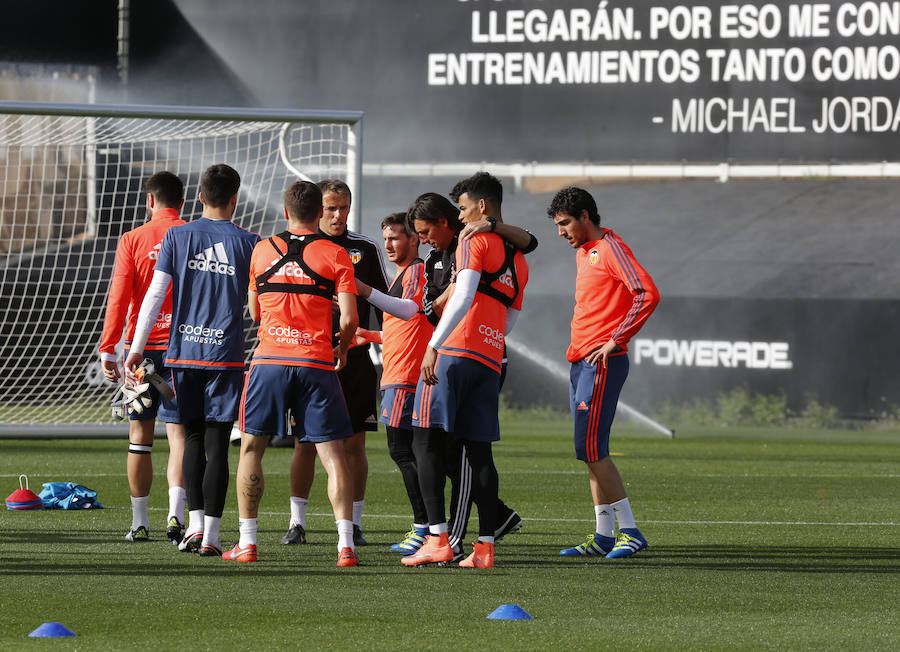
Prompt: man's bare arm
<box><xmin>459</xmin><ymin>220</ymin><xmax>537</xmax><ymax>252</ymax></box>
<box><xmin>334</xmin><ymin>291</ymin><xmax>359</xmax><ymax>371</ymax></box>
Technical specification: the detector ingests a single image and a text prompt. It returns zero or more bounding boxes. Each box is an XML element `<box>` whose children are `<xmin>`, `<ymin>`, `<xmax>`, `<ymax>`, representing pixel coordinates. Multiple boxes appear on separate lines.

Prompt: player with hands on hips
<box><xmin>548</xmin><ymin>186</ymin><xmax>660</xmax><ymax>560</ymax></box>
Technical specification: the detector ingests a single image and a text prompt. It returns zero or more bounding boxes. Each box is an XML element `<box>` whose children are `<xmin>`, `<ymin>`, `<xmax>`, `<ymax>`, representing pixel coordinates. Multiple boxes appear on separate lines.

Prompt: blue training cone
<box><xmin>487</xmin><ymin>604</ymin><xmax>534</xmax><ymax>620</ymax></box>
<box><xmin>28</xmin><ymin>622</ymin><xmax>76</xmax><ymax>637</ymax></box>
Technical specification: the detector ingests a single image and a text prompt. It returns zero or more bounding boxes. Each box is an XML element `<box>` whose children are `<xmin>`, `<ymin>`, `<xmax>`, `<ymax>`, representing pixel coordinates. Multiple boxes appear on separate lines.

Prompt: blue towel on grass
<box><xmin>38</xmin><ymin>482</ymin><xmax>103</xmax><ymax>509</ymax></box>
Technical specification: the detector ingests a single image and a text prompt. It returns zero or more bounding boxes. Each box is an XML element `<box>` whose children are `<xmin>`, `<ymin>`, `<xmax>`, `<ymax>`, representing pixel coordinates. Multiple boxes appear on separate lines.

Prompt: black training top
<box><xmin>422</xmin><ymin>227</ymin><xmax>537</xmax><ymax>327</ymax></box>
<box><xmin>422</xmin><ymin>237</ymin><xmax>458</xmax><ymax>328</ymax></box>
<box><xmin>320</xmin><ymin>228</ymin><xmax>389</xmax><ymax>356</ymax></box>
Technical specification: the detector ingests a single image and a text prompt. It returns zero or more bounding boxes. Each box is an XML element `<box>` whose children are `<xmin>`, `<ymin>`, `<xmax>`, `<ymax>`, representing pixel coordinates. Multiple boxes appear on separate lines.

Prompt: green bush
<box><xmin>658</xmin><ymin>397</ymin><xmax>717</xmax><ymax>427</ymax></box>
<box><xmin>751</xmin><ymin>392</ymin><xmax>789</xmax><ymax>427</ymax></box>
<box><xmin>657</xmin><ymin>388</ymin><xmax>809</xmax><ymax>429</ymax></box>
<box><xmin>717</xmin><ymin>386</ymin><xmax>754</xmax><ymax>426</ymax></box>
<box><xmin>866</xmin><ymin>403</ymin><xmax>900</xmax><ymax>430</ymax></box>
<box><xmin>799</xmin><ymin>398</ymin><xmax>841</xmax><ymax>429</ymax></box>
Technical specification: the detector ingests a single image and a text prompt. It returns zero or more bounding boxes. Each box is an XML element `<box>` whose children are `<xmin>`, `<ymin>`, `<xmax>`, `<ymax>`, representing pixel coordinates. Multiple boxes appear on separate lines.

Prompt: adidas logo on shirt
<box><xmin>267</xmin><ymin>258</ymin><xmax>310</xmax><ymax>280</ymax></box>
<box><xmin>148</xmin><ymin>243</ymin><xmax>161</xmax><ymax>260</ymax></box>
<box><xmin>187</xmin><ymin>242</ymin><xmax>236</xmax><ymax>276</ymax></box>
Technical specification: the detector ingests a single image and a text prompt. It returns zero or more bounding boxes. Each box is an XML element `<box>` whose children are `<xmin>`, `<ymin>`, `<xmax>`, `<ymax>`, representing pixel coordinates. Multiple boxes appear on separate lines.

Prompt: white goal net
<box><xmin>0</xmin><ymin>102</ymin><xmax>362</xmax><ymax>435</ymax></box>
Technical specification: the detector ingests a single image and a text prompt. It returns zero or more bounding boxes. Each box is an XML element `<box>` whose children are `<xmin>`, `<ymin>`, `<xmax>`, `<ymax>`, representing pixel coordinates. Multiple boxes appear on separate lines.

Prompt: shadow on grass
<box><xmin>0</xmin><ymin>442</ymin><xmax>123</xmax><ymax>455</ymax></box>
<box><xmin>1</xmin><ymin>532</ymin><xmax>124</xmax><ymax>545</ymax></box>
<box><xmin>0</xmin><ymin>560</ymin><xmax>410</xmax><ymax>578</ymax></box>
<box><xmin>3</xmin><ymin>549</ymin><xmax>898</xmax><ymax>577</ymax></box>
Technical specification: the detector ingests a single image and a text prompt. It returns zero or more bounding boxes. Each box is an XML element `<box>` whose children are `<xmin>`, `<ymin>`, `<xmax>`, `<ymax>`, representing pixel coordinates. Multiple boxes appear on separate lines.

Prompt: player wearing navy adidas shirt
<box><xmin>127</xmin><ymin>164</ymin><xmax>260</xmax><ymax>557</ymax></box>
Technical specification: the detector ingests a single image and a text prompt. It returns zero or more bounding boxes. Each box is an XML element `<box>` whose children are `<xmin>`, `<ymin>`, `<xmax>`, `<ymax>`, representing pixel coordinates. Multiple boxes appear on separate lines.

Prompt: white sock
<box><xmin>413</xmin><ymin>522</ymin><xmax>428</xmax><ymax>531</ymax></box>
<box><xmin>290</xmin><ymin>496</ymin><xmax>308</xmax><ymax>529</ymax></box>
<box><xmin>595</xmin><ymin>504</ymin><xmax>615</xmax><ymax>537</ymax></box>
<box><xmin>168</xmin><ymin>486</ymin><xmax>186</xmax><ymax>522</ymax></box>
<box><xmin>203</xmin><ymin>515</ymin><xmax>221</xmax><ymax>547</ymax></box>
<box><xmin>239</xmin><ymin>517</ymin><xmax>258</xmax><ymax>547</ymax></box>
<box><xmin>611</xmin><ymin>497</ymin><xmax>636</xmax><ymax>530</ymax></box>
<box><xmin>131</xmin><ymin>496</ymin><xmax>149</xmax><ymax>531</ymax></box>
<box><xmin>429</xmin><ymin>522</ymin><xmax>448</xmax><ymax>535</ymax></box>
<box><xmin>336</xmin><ymin>519</ymin><xmax>354</xmax><ymax>552</ymax></box>
<box><xmin>477</xmin><ymin>535</ymin><xmax>495</xmax><ymax>544</ymax></box>
<box><xmin>352</xmin><ymin>500</ymin><xmax>364</xmax><ymax>527</ymax></box>
<box><xmin>187</xmin><ymin>509</ymin><xmax>204</xmax><ymax>535</ymax></box>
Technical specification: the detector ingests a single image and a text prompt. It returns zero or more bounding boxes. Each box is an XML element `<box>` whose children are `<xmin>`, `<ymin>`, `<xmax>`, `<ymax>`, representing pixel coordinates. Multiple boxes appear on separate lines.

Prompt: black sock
<box><xmin>412</xmin><ymin>426</ymin><xmax>448</xmax><ymax>526</ymax></box>
<box><xmin>202</xmin><ymin>421</ymin><xmax>232</xmax><ymax>518</ymax></box>
<box><xmin>386</xmin><ymin>426</ymin><xmax>428</xmax><ymax>525</ymax></box>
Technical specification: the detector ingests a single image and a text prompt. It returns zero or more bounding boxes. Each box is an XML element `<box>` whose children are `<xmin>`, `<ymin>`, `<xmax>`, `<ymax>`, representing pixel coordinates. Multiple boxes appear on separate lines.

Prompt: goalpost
<box><xmin>0</xmin><ymin>101</ymin><xmax>363</xmax><ymax>437</ymax></box>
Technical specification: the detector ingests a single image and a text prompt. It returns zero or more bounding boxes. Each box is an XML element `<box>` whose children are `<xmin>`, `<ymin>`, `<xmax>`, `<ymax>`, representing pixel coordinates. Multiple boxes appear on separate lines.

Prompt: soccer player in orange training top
<box><xmin>281</xmin><ymin>179</ymin><xmax>388</xmax><ymax>548</ymax></box>
<box><xmin>548</xmin><ymin>187</ymin><xmax>660</xmax><ymax>559</ymax></box>
<box><xmin>127</xmin><ymin>164</ymin><xmax>260</xmax><ymax>558</ymax></box>
<box><xmin>354</xmin><ymin>213</ymin><xmax>433</xmax><ymax>555</ymax></box>
<box><xmin>224</xmin><ymin>180</ymin><xmax>359</xmax><ymax>566</ymax></box>
<box><xmin>98</xmin><ymin>171</ymin><xmax>188</xmax><ymax>544</ymax></box>
<box><xmin>403</xmin><ymin>194</ymin><xmax>529</xmax><ymax>568</ymax></box>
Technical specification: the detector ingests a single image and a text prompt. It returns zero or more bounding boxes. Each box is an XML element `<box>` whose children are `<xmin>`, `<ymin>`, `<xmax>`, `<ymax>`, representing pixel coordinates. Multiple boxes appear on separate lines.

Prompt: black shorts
<box><xmin>338</xmin><ymin>350</ymin><xmax>379</xmax><ymax>433</ymax></box>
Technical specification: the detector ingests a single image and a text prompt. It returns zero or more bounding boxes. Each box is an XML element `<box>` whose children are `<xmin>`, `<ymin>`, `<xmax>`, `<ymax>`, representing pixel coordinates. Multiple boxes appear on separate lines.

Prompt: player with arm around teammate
<box><xmin>354</xmin><ymin>212</ymin><xmax>433</xmax><ymax>555</ymax></box>
<box><xmin>224</xmin><ymin>180</ymin><xmax>359</xmax><ymax>566</ymax></box>
<box><xmin>126</xmin><ymin>164</ymin><xmax>260</xmax><ymax>558</ymax></box>
<box><xmin>402</xmin><ymin>193</ymin><xmax>529</xmax><ymax>568</ymax></box>
<box><xmin>418</xmin><ymin>177</ymin><xmax>535</xmax><ymax>559</ymax></box>
<box><xmin>548</xmin><ymin>187</ymin><xmax>660</xmax><ymax>559</ymax></box>
<box><xmin>98</xmin><ymin>171</ymin><xmax>187</xmax><ymax>544</ymax></box>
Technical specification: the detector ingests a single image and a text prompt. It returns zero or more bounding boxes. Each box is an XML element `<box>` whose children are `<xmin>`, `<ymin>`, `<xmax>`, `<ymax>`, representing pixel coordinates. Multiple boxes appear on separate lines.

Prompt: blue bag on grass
<box><xmin>39</xmin><ymin>482</ymin><xmax>103</xmax><ymax>509</ymax></box>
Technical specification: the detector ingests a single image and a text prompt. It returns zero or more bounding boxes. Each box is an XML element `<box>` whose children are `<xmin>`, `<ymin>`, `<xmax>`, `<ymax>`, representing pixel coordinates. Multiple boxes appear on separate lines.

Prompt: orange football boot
<box><xmin>337</xmin><ymin>547</ymin><xmax>359</xmax><ymax>567</ymax></box>
<box><xmin>459</xmin><ymin>541</ymin><xmax>494</xmax><ymax>568</ymax></box>
<box><xmin>400</xmin><ymin>532</ymin><xmax>453</xmax><ymax>566</ymax></box>
<box><xmin>222</xmin><ymin>543</ymin><xmax>258</xmax><ymax>562</ymax></box>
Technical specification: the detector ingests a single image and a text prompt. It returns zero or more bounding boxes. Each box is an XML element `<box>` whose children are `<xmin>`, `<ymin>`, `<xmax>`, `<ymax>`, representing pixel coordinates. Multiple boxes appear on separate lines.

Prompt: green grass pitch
<box><xmin>2</xmin><ymin>415</ymin><xmax>898</xmax><ymax>650</ymax></box>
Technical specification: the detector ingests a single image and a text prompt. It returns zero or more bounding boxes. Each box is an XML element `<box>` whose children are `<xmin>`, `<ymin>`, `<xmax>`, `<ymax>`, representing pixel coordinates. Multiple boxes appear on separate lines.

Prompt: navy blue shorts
<box><xmin>569</xmin><ymin>353</ymin><xmax>628</xmax><ymax>462</ymax></box>
<box><xmin>240</xmin><ymin>364</ymin><xmax>352</xmax><ymax>443</ymax></box>
<box><xmin>172</xmin><ymin>368</ymin><xmax>244</xmax><ymax>423</ymax></box>
<box><xmin>125</xmin><ymin>348</ymin><xmax>179</xmax><ymax>423</ymax></box>
<box><xmin>412</xmin><ymin>354</ymin><xmax>500</xmax><ymax>443</ymax></box>
<box><xmin>380</xmin><ymin>387</ymin><xmax>415</xmax><ymax>429</ymax></box>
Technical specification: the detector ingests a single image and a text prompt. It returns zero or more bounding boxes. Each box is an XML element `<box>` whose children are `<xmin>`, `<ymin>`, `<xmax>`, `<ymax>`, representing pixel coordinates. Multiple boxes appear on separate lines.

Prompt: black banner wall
<box><xmin>163</xmin><ymin>0</ymin><xmax>900</xmax><ymax>164</ymax></box>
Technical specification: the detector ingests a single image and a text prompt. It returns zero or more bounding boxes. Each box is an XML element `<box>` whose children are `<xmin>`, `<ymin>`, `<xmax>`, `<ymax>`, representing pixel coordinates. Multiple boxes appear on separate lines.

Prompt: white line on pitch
<box><xmin>134</xmin><ymin>507</ymin><xmax>898</xmax><ymax>527</ymax></box>
<box><xmin>512</xmin><ymin>517</ymin><xmax>900</xmax><ymax>527</ymax></box>
<box><xmin>5</xmin><ymin>471</ymin><xmax>898</xmax><ymax>479</ymax></box>
<box><xmin>692</xmin><ymin>473</ymin><xmax>900</xmax><ymax>479</ymax></box>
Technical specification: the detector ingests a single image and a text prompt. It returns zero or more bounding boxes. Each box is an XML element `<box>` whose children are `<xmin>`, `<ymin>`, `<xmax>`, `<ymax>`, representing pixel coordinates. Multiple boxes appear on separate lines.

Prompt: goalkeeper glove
<box><xmin>110</xmin><ymin>382</ymin><xmax>152</xmax><ymax>419</ymax></box>
<box><xmin>133</xmin><ymin>358</ymin><xmax>175</xmax><ymax>400</ymax></box>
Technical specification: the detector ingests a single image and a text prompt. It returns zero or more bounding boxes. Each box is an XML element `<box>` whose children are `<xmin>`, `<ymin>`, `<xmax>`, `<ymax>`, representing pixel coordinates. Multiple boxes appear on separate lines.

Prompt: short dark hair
<box><xmin>284</xmin><ymin>180</ymin><xmax>323</xmax><ymax>223</ymax></box>
<box><xmin>200</xmin><ymin>164</ymin><xmax>241</xmax><ymax>208</ymax></box>
<box><xmin>317</xmin><ymin>179</ymin><xmax>351</xmax><ymax>202</ymax></box>
<box><xmin>450</xmin><ymin>171</ymin><xmax>503</xmax><ymax>207</ymax></box>
<box><xmin>406</xmin><ymin>193</ymin><xmax>462</xmax><ymax>233</ymax></box>
<box><xmin>381</xmin><ymin>212</ymin><xmax>413</xmax><ymax>236</ymax></box>
<box><xmin>547</xmin><ymin>186</ymin><xmax>600</xmax><ymax>225</ymax></box>
<box><xmin>145</xmin><ymin>171</ymin><xmax>184</xmax><ymax>208</ymax></box>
